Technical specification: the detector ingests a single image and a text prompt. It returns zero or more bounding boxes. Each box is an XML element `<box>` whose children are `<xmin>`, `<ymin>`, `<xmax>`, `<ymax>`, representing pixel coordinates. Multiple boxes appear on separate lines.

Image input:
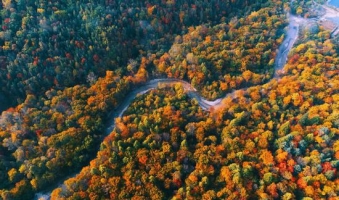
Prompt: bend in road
<box><xmin>34</xmin><ymin>13</ymin><xmax>300</xmax><ymax>200</ymax></box>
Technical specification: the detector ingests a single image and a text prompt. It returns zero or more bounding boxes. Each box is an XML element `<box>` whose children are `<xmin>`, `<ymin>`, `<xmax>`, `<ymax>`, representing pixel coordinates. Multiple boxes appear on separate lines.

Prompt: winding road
<box><xmin>35</xmin><ymin>13</ymin><xmax>300</xmax><ymax>200</ymax></box>
<box><xmin>104</xmin><ymin>78</ymin><xmax>222</xmax><ymax>134</ymax></box>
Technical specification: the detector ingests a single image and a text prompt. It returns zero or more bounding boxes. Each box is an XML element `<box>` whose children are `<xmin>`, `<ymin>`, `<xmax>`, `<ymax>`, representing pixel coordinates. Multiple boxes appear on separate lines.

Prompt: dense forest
<box><xmin>0</xmin><ymin>0</ymin><xmax>273</xmax><ymax>106</ymax></box>
<box><xmin>0</xmin><ymin>0</ymin><xmax>338</xmax><ymax>199</ymax></box>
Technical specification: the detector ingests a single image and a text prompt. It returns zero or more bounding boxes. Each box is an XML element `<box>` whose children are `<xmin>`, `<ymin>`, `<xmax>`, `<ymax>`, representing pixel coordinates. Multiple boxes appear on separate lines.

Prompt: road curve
<box><xmin>34</xmin><ymin>14</ymin><xmax>300</xmax><ymax>200</ymax></box>
<box><xmin>106</xmin><ymin>16</ymin><xmax>300</xmax><ymax>134</ymax></box>
<box><xmin>104</xmin><ymin>78</ymin><xmax>222</xmax><ymax>134</ymax></box>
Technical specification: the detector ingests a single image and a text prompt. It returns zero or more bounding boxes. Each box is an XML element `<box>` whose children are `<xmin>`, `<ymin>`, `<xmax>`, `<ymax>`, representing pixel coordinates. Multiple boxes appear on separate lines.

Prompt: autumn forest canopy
<box><xmin>0</xmin><ymin>0</ymin><xmax>338</xmax><ymax>199</ymax></box>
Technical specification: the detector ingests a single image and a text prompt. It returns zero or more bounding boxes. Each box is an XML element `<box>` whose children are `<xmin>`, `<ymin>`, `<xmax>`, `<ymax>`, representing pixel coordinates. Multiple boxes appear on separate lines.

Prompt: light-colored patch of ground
<box><xmin>288</xmin><ymin>14</ymin><xmax>317</xmax><ymax>33</ymax></box>
<box><xmin>322</xmin><ymin>2</ymin><xmax>339</xmax><ymax>18</ymax></box>
<box><xmin>320</xmin><ymin>20</ymin><xmax>337</xmax><ymax>30</ymax></box>
<box><xmin>310</xmin><ymin>1</ymin><xmax>339</xmax><ymax>35</ymax></box>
